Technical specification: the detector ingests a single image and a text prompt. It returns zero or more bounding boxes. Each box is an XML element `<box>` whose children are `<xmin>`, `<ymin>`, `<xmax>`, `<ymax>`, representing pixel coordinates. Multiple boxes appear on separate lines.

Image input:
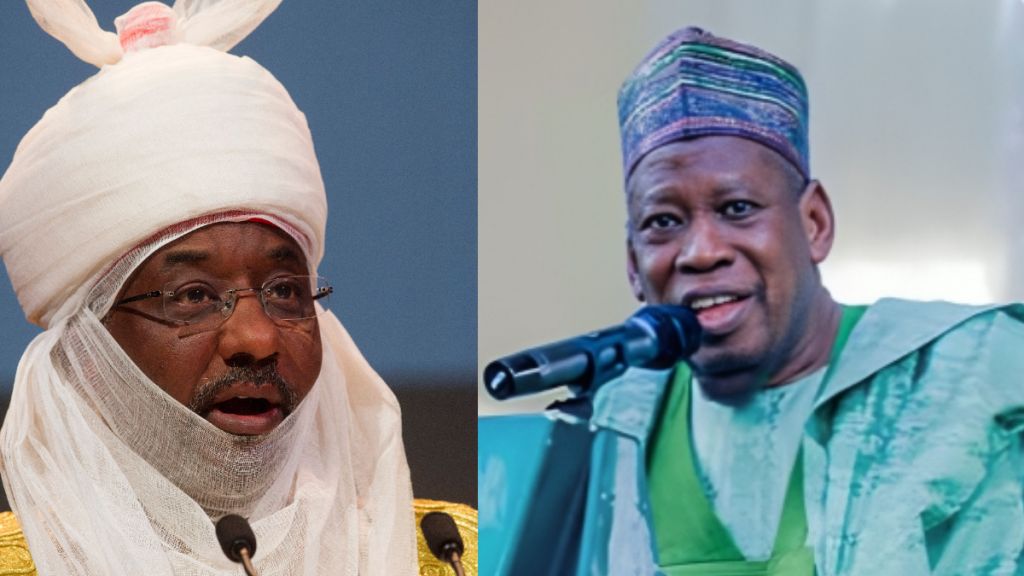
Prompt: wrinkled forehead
<box><xmin>88</xmin><ymin>212</ymin><xmax>315</xmax><ymax>318</ymax></box>
<box><xmin>625</xmin><ymin>135</ymin><xmax>802</xmax><ymax>203</ymax></box>
<box><xmin>128</xmin><ymin>222</ymin><xmax>310</xmax><ymax>287</ymax></box>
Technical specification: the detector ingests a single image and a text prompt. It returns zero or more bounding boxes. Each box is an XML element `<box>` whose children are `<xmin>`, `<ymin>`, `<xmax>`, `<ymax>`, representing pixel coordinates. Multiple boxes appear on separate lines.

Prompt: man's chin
<box><xmin>687</xmin><ymin>347</ymin><xmax>767</xmax><ymax>405</ymax></box>
<box><xmin>692</xmin><ymin>375</ymin><xmax>760</xmax><ymax>406</ymax></box>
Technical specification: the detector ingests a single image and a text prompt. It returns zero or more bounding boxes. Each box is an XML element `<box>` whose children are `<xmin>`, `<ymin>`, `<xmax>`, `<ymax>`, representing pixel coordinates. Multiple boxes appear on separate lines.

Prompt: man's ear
<box><xmin>798</xmin><ymin>179</ymin><xmax>835</xmax><ymax>264</ymax></box>
<box><xmin>626</xmin><ymin>237</ymin><xmax>646</xmax><ymax>302</ymax></box>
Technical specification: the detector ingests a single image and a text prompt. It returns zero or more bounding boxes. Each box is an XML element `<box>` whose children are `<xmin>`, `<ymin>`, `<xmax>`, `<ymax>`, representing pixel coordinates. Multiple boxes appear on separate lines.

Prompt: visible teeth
<box><xmin>689</xmin><ymin>295</ymin><xmax>738</xmax><ymax>310</ymax></box>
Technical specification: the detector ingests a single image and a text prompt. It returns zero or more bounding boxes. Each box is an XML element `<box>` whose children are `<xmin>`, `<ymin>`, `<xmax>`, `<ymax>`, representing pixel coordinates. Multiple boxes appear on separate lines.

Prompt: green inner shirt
<box><xmin>646</xmin><ymin>305</ymin><xmax>866</xmax><ymax>575</ymax></box>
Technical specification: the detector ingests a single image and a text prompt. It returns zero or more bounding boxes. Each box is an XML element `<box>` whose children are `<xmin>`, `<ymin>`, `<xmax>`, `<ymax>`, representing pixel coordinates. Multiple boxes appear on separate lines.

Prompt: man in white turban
<box><xmin>0</xmin><ymin>1</ymin><xmax>475</xmax><ymax>574</ymax></box>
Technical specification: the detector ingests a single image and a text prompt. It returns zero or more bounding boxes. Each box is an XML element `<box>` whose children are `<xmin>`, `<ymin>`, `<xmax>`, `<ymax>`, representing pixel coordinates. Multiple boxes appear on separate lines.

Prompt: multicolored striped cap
<box><xmin>618</xmin><ymin>27</ymin><xmax>809</xmax><ymax>181</ymax></box>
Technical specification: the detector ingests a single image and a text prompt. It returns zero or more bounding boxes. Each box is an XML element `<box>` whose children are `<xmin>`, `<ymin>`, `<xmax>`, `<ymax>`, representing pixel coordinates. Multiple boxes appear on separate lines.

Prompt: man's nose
<box><xmin>217</xmin><ymin>292</ymin><xmax>279</xmax><ymax>366</ymax></box>
<box><xmin>674</xmin><ymin>216</ymin><xmax>733</xmax><ymax>273</ymax></box>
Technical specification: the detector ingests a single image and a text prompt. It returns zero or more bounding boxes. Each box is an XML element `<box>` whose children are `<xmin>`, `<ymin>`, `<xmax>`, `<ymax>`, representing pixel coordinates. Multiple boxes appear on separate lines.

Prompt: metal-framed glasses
<box><xmin>113</xmin><ymin>275</ymin><xmax>333</xmax><ymax>333</ymax></box>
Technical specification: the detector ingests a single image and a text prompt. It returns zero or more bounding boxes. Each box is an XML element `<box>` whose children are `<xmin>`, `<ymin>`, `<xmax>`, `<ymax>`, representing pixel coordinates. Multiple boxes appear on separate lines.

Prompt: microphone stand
<box><xmin>440</xmin><ymin>543</ymin><xmax>466</xmax><ymax>576</ymax></box>
<box><xmin>239</xmin><ymin>548</ymin><xmax>259</xmax><ymax>576</ymax></box>
<box><xmin>448</xmin><ymin>550</ymin><xmax>466</xmax><ymax>576</ymax></box>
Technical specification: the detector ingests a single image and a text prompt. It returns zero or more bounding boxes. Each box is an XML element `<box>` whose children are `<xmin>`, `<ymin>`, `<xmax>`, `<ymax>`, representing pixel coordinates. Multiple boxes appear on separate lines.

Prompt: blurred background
<box><xmin>480</xmin><ymin>0</ymin><xmax>1024</xmax><ymax>414</ymax></box>
<box><xmin>0</xmin><ymin>1</ymin><xmax>476</xmax><ymax>506</ymax></box>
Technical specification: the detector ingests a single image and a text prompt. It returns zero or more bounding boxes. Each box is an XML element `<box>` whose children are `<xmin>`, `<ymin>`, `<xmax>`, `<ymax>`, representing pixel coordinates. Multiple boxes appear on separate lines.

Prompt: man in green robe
<box><xmin>480</xmin><ymin>26</ymin><xmax>1024</xmax><ymax>575</ymax></box>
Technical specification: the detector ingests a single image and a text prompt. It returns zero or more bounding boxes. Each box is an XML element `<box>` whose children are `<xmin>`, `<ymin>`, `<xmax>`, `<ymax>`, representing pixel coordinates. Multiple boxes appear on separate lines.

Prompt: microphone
<box><xmin>420</xmin><ymin>511</ymin><xmax>467</xmax><ymax>576</ymax></box>
<box><xmin>484</xmin><ymin>304</ymin><xmax>700</xmax><ymax>400</ymax></box>
<box><xmin>215</xmin><ymin>514</ymin><xmax>260</xmax><ymax>576</ymax></box>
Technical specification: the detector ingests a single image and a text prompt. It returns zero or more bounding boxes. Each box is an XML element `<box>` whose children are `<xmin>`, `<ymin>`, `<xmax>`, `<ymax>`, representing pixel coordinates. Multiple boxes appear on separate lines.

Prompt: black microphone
<box><xmin>484</xmin><ymin>304</ymin><xmax>700</xmax><ymax>400</ymax></box>
<box><xmin>420</xmin><ymin>511</ymin><xmax>467</xmax><ymax>576</ymax></box>
<box><xmin>215</xmin><ymin>514</ymin><xmax>260</xmax><ymax>576</ymax></box>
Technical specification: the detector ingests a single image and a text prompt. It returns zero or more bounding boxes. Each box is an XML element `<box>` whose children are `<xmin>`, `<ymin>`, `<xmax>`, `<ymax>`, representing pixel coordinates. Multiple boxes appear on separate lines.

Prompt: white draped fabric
<box><xmin>0</xmin><ymin>35</ymin><xmax>327</xmax><ymax>328</ymax></box>
<box><xmin>0</xmin><ymin>1</ymin><xmax>416</xmax><ymax>574</ymax></box>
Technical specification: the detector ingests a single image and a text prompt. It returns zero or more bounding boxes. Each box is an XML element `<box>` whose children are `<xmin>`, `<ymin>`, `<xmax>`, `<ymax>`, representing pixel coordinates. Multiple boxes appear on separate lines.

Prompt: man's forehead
<box><xmin>640</xmin><ymin>136</ymin><xmax>776</xmax><ymax>168</ymax></box>
<box><xmin>627</xmin><ymin>137</ymin><xmax>775</xmax><ymax>197</ymax></box>
<box><xmin>153</xmin><ymin>223</ymin><xmax>308</xmax><ymax>272</ymax></box>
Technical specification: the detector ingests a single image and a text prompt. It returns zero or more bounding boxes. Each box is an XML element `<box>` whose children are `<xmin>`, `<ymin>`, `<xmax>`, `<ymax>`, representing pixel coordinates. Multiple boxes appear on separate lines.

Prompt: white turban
<box><xmin>0</xmin><ymin>2</ymin><xmax>416</xmax><ymax>574</ymax></box>
<box><xmin>0</xmin><ymin>0</ymin><xmax>325</xmax><ymax>328</ymax></box>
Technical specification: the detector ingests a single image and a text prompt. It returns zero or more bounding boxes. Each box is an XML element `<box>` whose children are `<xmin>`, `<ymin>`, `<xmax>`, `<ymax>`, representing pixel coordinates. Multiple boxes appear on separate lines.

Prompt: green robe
<box><xmin>479</xmin><ymin>299</ymin><xmax>1024</xmax><ymax>575</ymax></box>
<box><xmin>646</xmin><ymin>305</ymin><xmax>865</xmax><ymax>575</ymax></box>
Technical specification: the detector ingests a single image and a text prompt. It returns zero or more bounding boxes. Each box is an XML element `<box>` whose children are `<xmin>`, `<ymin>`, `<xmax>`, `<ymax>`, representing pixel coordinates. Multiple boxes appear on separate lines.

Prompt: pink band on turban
<box><xmin>115</xmin><ymin>2</ymin><xmax>180</xmax><ymax>53</ymax></box>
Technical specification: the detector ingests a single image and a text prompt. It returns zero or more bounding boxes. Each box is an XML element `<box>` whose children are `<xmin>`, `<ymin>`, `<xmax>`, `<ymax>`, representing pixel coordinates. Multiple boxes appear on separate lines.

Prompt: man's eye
<box><xmin>170</xmin><ymin>285</ymin><xmax>219</xmax><ymax>306</ymax></box>
<box><xmin>269</xmin><ymin>282</ymin><xmax>298</xmax><ymax>300</ymax></box>
<box><xmin>720</xmin><ymin>200</ymin><xmax>758</xmax><ymax>218</ymax></box>
<box><xmin>641</xmin><ymin>214</ymin><xmax>682</xmax><ymax>230</ymax></box>
<box><xmin>265</xmin><ymin>277</ymin><xmax>310</xmax><ymax>302</ymax></box>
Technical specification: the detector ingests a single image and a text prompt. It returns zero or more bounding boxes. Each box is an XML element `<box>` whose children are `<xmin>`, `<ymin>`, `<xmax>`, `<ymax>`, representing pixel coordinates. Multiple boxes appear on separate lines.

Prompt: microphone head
<box><xmin>420</xmin><ymin>511</ymin><xmax>465</xmax><ymax>561</ymax></box>
<box><xmin>483</xmin><ymin>353</ymin><xmax>540</xmax><ymax>400</ymax></box>
<box><xmin>215</xmin><ymin>514</ymin><xmax>257</xmax><ymax>563</ymax></box>
<box><xmin>631</xmin><ymin>304</ymin><xmax>701</xmax><ymax>369</ymax></box>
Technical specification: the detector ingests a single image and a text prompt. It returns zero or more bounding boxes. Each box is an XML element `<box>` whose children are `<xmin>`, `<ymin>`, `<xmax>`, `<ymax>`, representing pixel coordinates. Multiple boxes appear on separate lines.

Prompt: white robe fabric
<box><xmin>0</xmin><ymin>2</ymin><xmax>417</xmax><ymax>574</ymax></box>
<box><xmin>691</xmin><ymin>369</ymin><xmax>825</xmax><ymax>559</ymax></box>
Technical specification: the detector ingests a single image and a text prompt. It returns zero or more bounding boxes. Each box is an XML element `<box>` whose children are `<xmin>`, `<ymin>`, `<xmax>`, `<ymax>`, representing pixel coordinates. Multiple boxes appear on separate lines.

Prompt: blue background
<box><xmin>0</xmin><ymin>1</ymin><xmax>476</xmax><ymax>504</ymax></box>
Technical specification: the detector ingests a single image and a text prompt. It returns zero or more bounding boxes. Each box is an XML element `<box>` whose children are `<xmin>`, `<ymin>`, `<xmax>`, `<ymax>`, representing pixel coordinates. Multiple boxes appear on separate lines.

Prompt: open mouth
<box><xmin>684</xmin><ymin>293</ymin><xmax>752</xmax><ymax>335</ymax></box>
<box><xmin>688</xmin><ymin>294</ymin><xmax>743</xmax><ymax>311</ymax></box>
<box><xmin>190</xmin><ymin>365</ymin><xmax>298</xmax><ymax>436</ymax></box>
<box><xmin>205</xmin><ymin>396</ymin><xmax>285</xmax><ymax>436</ymax></box>
<box><xmin>213</xmin><ymin>397</ymin><xmax>277</xmax><ymax>416</ymax></box>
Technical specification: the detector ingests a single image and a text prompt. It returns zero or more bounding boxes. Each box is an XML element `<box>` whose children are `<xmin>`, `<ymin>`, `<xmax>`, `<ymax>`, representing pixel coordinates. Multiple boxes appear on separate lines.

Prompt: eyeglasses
<box><xmin>113</xmin><ymin>275</ymin><xmax>333</xmax><ymax>333</ymax></box>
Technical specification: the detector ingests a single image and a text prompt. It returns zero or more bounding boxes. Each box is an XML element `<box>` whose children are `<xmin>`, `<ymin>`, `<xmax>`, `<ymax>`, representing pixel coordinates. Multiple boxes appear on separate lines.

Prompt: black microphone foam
<box><xmin>420</xmin><ymin>511</ymin><xmax>465</xmax><ymax>561</ymax></box>
<box><xmin>215</xmin><ymin>514</ymin><xmax>258</xmax><ymax>563</ymax></box>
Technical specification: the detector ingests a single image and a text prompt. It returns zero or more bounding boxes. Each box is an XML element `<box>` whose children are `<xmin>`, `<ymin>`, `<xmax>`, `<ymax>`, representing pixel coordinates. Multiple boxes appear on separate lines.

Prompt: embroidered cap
<box><xmin>618</xmin><ymin>27</ymin><xmax>809</xmax><ymax>181</ymax></box>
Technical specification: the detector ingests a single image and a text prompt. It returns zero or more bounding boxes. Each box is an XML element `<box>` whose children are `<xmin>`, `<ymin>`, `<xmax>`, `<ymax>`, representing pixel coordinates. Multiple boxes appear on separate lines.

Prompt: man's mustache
<box><xmin>189</xmin><ymin>363</ymin><xmax>299</xmax><ymax>415</ymax></box>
